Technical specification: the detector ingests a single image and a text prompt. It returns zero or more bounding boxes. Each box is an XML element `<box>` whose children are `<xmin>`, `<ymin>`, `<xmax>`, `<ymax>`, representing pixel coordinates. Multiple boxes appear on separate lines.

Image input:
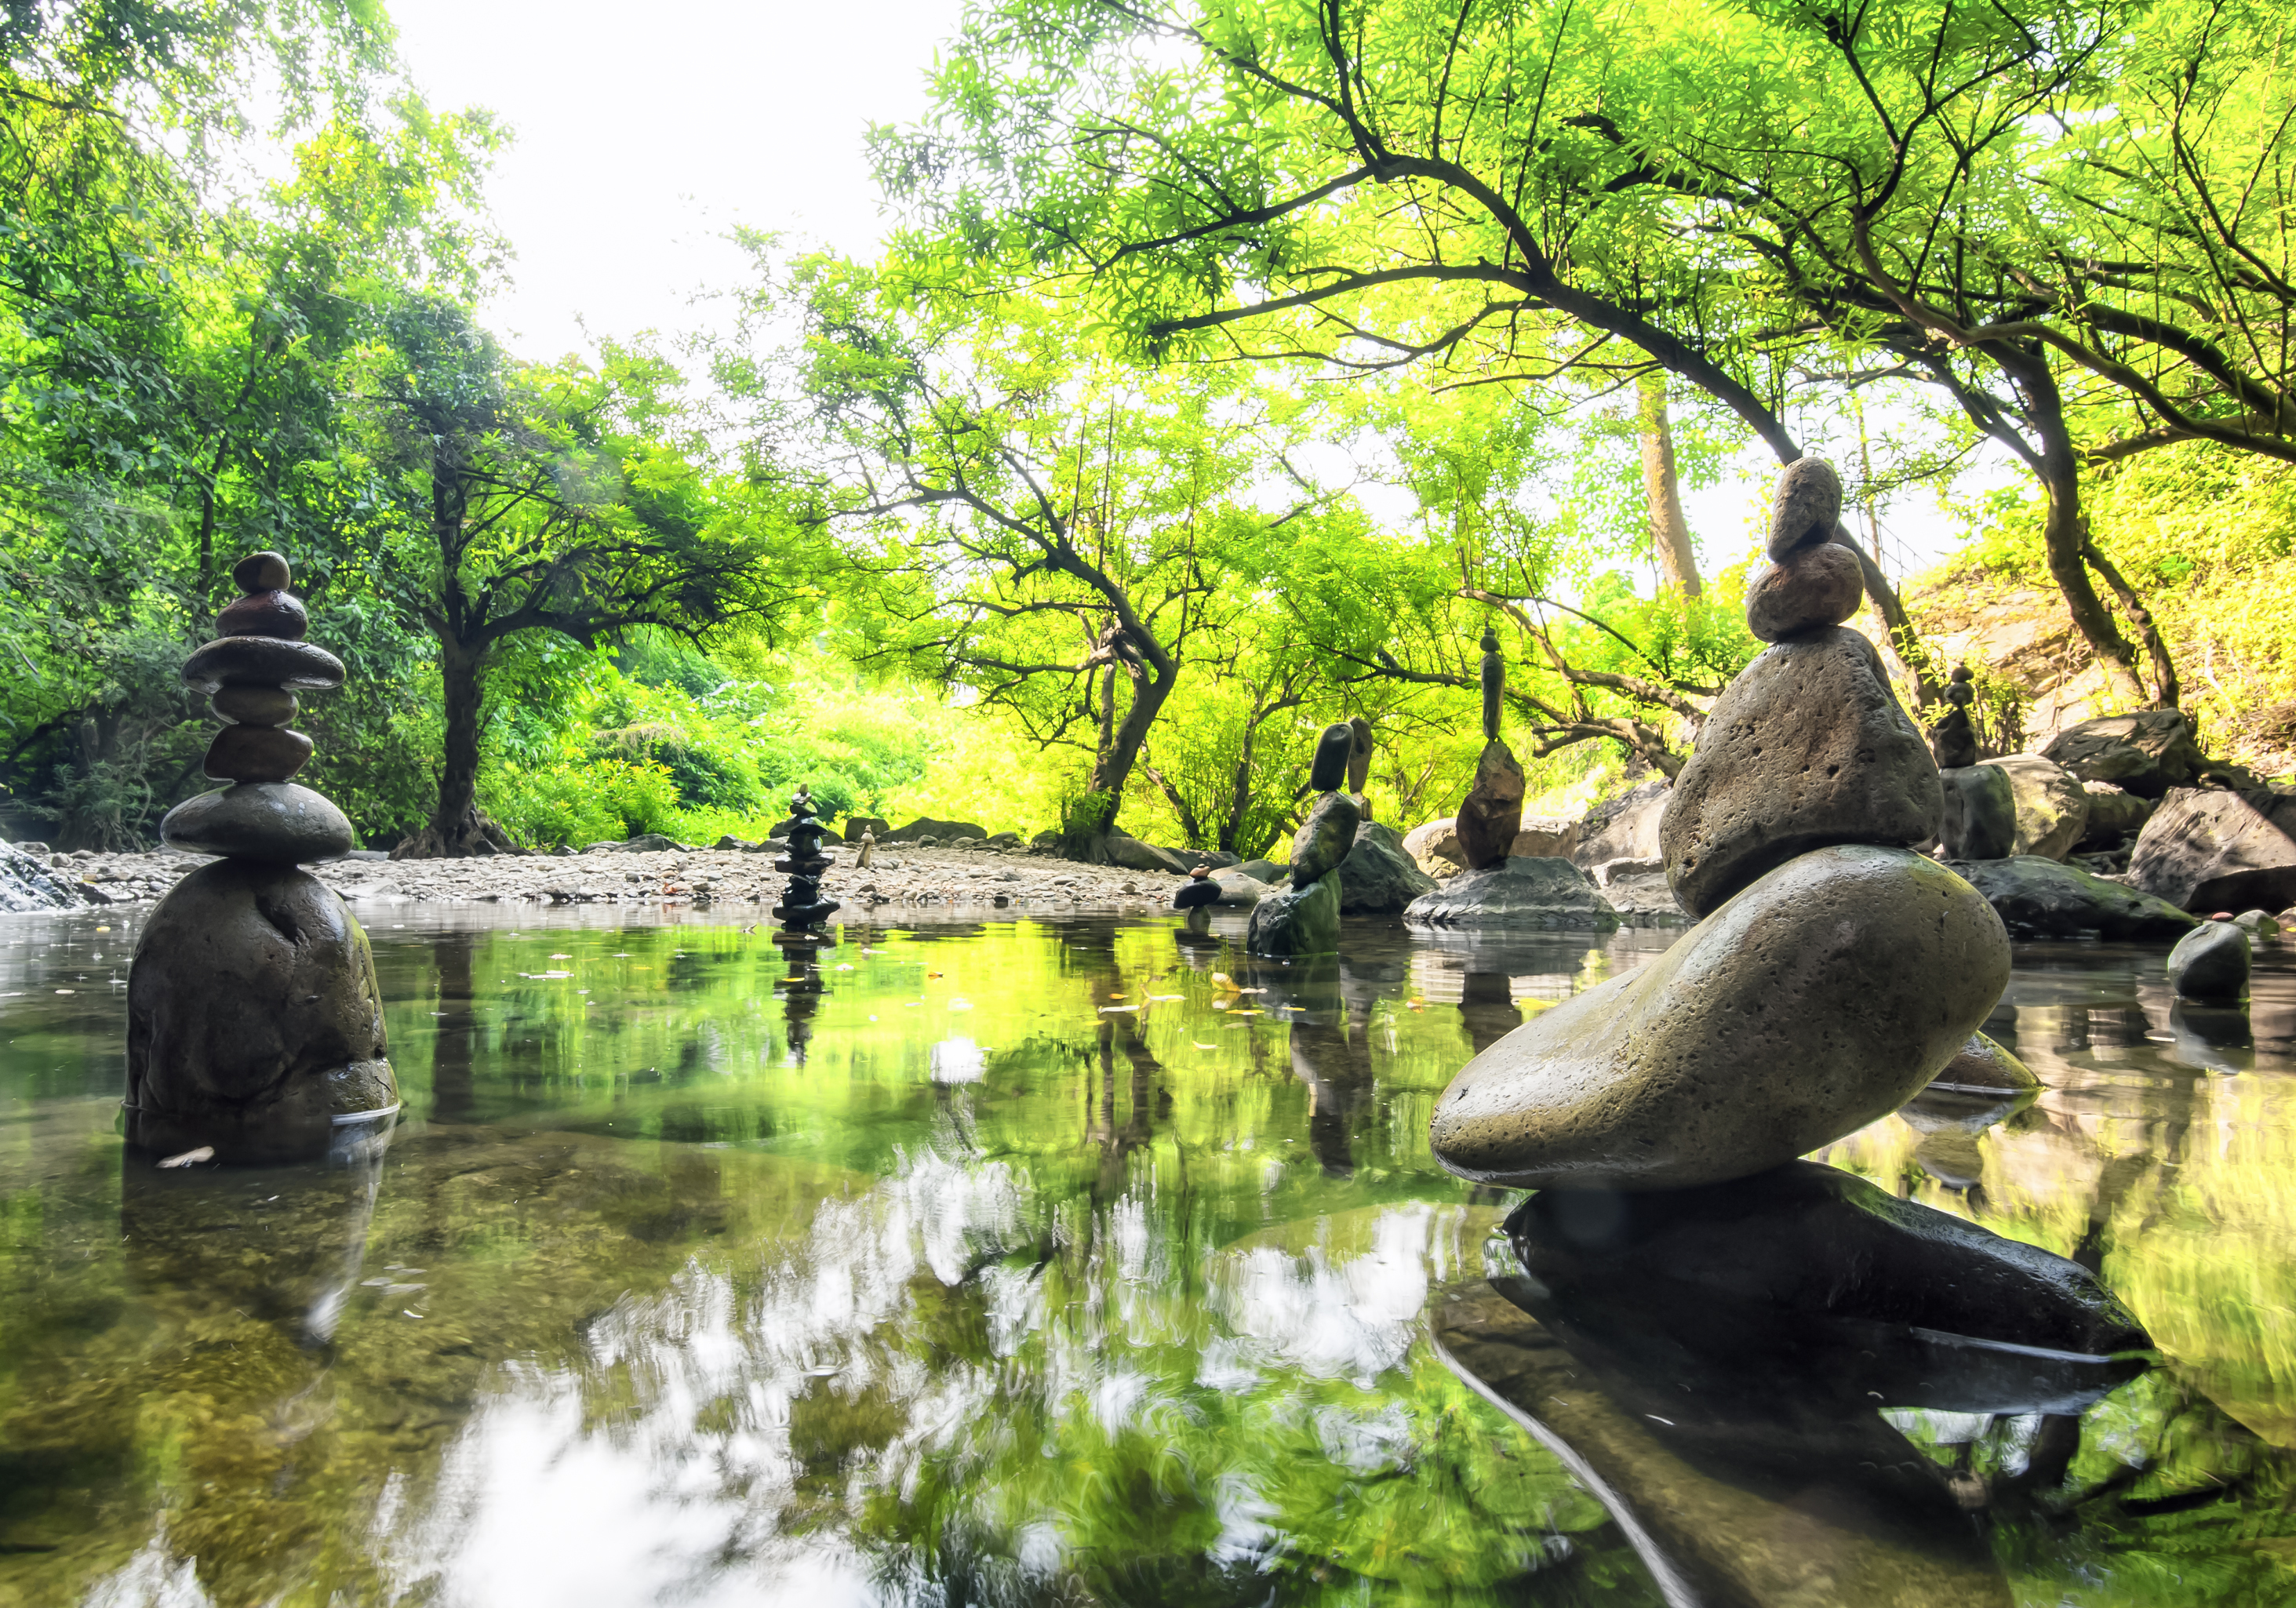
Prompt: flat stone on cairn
<box><xmin>129</xmin><ymin>550</ymin><xmax>394</xmax><ymax>1160</ymax></box>
<box><xmin>1431</xmin><ymin>457</ymin><xmax>2009</xmax><ymax>1192</ymax></box>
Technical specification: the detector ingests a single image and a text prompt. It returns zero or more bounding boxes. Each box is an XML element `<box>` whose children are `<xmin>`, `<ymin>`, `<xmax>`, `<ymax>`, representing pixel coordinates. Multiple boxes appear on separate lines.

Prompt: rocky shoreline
<box><xmin>2</xmin><ymin>839</ymin><xmax>1239</xmax><ymax>916</ymax></box>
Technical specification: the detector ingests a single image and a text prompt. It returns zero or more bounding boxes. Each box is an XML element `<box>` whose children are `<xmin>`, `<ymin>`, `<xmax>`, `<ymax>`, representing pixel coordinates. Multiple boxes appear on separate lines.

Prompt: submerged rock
<box><xmin>2168</xmin><ymin>922</ymin><xmax>2251</xmax><ymax>1001</ymax></box>
<box><xmin>1929</xmin><ymin>1031</ymin><xmax>2040</xmax><ymax>1093</ymax></box>
<box><xmin>1660</xmin><ymin>628</ymin><xmax>1941</xmax><ymax>918</ymax></box>
<box><xmin>1947</xmin><ymin>854</ymin><xmax>2197</xmax><ymax>940</ymax></box>
<box><xmin>1429</xmin><ymin>846</ymin><xmax>2008</xmax><ymax>1190</ymax></box>
<box><xmin>1334</xmin><ymin>820</ymin><xmax>1435</xmax><ymax>913</ymax></box>
<box><xmin>1403</xmin><ymin>855</ymin><xmax>1618</xmax><ymax>930</ymax></box>
<box><xmin>125</xmin><ymin>859</ymin><xmax>398</xmax><ymax>1162</ymax></box>
<box><xmin>2129</xmin><ymin>785</ymin><xmax>2296</xmax><ymax>912</ymax></box>
<box><xmin>1245</xmin><ymin>868</ymin><xmax>1340</xmax><ymax>957</ymax></box>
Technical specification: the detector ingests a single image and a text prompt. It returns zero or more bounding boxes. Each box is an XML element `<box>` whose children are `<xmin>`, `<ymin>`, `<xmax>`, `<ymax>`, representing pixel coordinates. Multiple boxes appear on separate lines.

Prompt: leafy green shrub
<box><xmin>483</xmin><ymin>757</ymin><xmax>684</xmax><ymax>847</ymax></box>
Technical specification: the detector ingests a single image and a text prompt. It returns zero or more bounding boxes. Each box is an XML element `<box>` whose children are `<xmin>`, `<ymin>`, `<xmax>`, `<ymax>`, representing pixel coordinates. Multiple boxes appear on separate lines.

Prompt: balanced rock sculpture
<box><xmin>1246</xmin><ymin>722</ymin><xmax>1359</xmax><ymax>956</ymax></box>
<box><xmin>1430</xmin><ymin>460</ymin><xmax>2009</xmax><ymax>1190</ymax></box>
<box><xmin>1454</xmin><ymin>631</ymin><xmax>1524</xmax><ymax>869</ymax></box>
<box><xmin>1930</xmin><ymin>664</ymin><xmax>1980</xmax><ymax>769</ymax></box>
<box><xmin>126</xmin><ymin>551</ymin><xmax>395</xmax><ymax>1162</ymax></box>
<box><xmin>771</xmin><ymin>784</ymin><xmax>841</xmax><ymax>937</ymax></box>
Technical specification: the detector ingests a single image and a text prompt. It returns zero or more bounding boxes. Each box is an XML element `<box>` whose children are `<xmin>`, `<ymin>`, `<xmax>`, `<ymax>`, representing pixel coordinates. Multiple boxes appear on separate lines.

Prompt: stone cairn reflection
<box><xmin>1244</xmin><ymin>722</ymin><xmax>1361</xmax><ymax>957</ymax></box>
<box><xmin>1427</xmin><ymin>458</ymin><xmax>2146</xmax><ymax>1411</ymax></box>
<box><xmin>126</xmin><ymin>551</ymin><xmax>396</xmax><ymax>1162</ymax></box>
<box><xmin>770</xmin><ymin>784</ymin><xmax>840</xmax><ymax>941</ymax></box>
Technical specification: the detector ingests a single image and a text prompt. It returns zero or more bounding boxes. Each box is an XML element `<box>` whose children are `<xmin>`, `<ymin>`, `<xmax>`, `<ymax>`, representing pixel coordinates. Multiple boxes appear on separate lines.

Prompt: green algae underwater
<box><xmin>2</xmin><ymin>905</ymin><xmax>2294</xmax><ymax>1606</ymax></box>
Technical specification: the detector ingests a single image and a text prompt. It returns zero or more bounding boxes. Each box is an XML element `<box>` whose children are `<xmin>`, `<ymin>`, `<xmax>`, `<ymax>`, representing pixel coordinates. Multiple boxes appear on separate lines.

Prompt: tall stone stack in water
<box><xmin>126</xmin><ymin>551</ymin><xmax>396</xmax><ymax>1162</ymax></box>
<box><xmin>770</xmin><ymin>784</ymin><xmax>841</xmax><ymax>941</ymax></box>
<box><xmin>1246</xmin><ymin>722</ymin><xmax>1359</xmax><ymax>957</ymax></box>
<box><xmin>1429</xmin><ymin>460</ymin><xmax>2011</xmax><ymax>1190</ymax></box>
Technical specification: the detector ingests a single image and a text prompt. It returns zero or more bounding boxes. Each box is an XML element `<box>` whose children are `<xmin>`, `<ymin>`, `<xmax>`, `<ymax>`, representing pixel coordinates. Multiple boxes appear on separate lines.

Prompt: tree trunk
<box><xmin>1059</xmin><ymin>663</ymin><xmax>1179</xmax><ymax>858</ymax></box>
<box><xmin>1636</xmin><ymin>374</ymin><xmax>1701</xmax><ymax>597</ymax></box>
<box><xmin>394</xmin><ymin>634</ymin><xmax>522</xmax><ymax>858</ymax></box>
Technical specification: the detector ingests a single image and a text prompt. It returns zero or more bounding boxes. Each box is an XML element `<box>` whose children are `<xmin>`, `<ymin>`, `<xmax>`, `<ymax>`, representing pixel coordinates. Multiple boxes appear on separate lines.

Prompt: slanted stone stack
<box><xmin>1428</xmin><ymin>460</ymin><xmax>2010</xmax><ymax>1190</ymax></box>
<box><xmin>125</xmin><ymin>551</ymin><xmax>395</xmax><ymax>1162</ymax></box>
<box><xmin>1246</xmin><ymin>722</ymin><xmax>1359</xmax><ymax>956</ymax></box>
<box><xmin>770</xmin><ymin>784</ymin><xmax>841</xmax><ymax>936</ymax></box>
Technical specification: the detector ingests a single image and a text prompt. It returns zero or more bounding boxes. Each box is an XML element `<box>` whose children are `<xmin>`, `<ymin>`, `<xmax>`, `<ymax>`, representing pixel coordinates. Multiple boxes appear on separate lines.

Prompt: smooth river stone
<box><xmin>1939</xmin><ymin>763</ymin><xmax>2017</xmax><ymax>860</ymax></box>
<box><xmin>1454</xmin><ymin>739</ymin><xmax>1525</xmax><ymax>871</ymax></box>
<box><xmin>210</xmin><ymin>684</ymin><xmax>297</xmax><ymax>726</ymax></box>
<box><xmin>160</xmin><ymin>782</ymin><xmax>355</xmax><ymax>863</ymax></box>
<box><xmin>1661</xmin><ymin>628</ymin><xmax>1941</xmax><ymax>918</ymax></box>
<box><xmin>1289</xmin><ymin>790</ymin><xmax>1361</xmax><ymax>884</ymax></box>
<box><xmin>1766</xmin><ymin>457</ymin><xmax>1843</xmax><ymax>559</ymax></box>
<box><xmin>216</xmin><ymin>588</ymin><xmax>309</xmax><ymax>640</ymax></box>
<box><xmin>1743</xmin><ymin>540</ymin><xmax>1862</xmax><ymax>642</ymax></box>
<box><xmin>203</xmin><ymin>722</ymin><xmax>313</xmax><ymax>783</ymax></box>
<box><xmin>1308</xmin><ymin>722</ymin><xmax>1355</xmax><ymax>792</ymax></box>
<box><xmin>181</xmin><ymin>635</ymin><xmax>344</xmax><ymax>693</ymax></box>
<box><xmin>2167</xmin><ymin>922</ymin><xmax>2251</xmax><ymax>1001</ymax></box>
<box><xmin>1245</xmin><ymin>865</ymin><xmax>1341</xmax><ymax>957</ymax></box>
<box><xmin>1428</xmin><ymin>845</ymin><xmax>2010</xmax><ymax>1191</ymax></box>
<box><xmin>125</xmin><ymin>859</ymin><xmax>395</xmax><ymax>1162</ymax></box>
<box><xmin>232</xmin><ymin>550</ymin><xmax>292</xmax><ymax>592</ymax></box>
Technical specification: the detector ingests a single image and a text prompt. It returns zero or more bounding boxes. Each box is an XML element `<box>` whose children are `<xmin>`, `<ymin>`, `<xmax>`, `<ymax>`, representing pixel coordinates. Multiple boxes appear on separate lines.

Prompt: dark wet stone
<box><xmin>1308</xmin><ymin>722</ymin><xmax>1355</xmax><ymax>792</ymax></box>
<box><xmin>160</xmin><ymin>783</ymin><xmax>355</xmax><ymax>863</ymax></box>
<box><xmin>1171</xmin><ymin>875</ymin><xmax>1222</xmax><ymax>910</ymax></box>
<box><xmin>2168</xmin><ymin>922</ymin><xmax>2251</xmax><ymax>1000</ymax></box>
<box><xmin>1939</xmin><ymin>763</ymin><xmax>2016</xmax><ymax>859</ymax></box>
<box><xmin>1930</xmin><ymin>1030</ymin><xmax>2039</xmax><ymax>1093</ymax></box>
<box><xmin>1661</xmin><ymin>628</ymin><xmax>1941</xmax><ymax>918</ymax></box>
<box><xmin>125</xmin><ymin>859</ymin><xmax>396</xmax><ymax>1162</ymax></box>
<box><xmin>842</xmin><ymin>814</ymin><xmax>890</xmax><ymax>844</ymax></box>
<box><xmin>1765</xmin><ymin>457</ymin><xmax>1843</xmax><ymax>559</ymax></box>
<box><xmin>1743</xmin><ymin>540</ymin><xmax>1862</xmax><ymax>642</ymax></box>
<box><xmin>1289</xmin><ymin>791</ymin><xmax>1361</xmax><ymax>884</ymax></box>
<box><xmin>1430</xmin><ymin>846</ymin><xmax>2007</xmax><ymax>1190</ymax></box>
<box><xmin>232</xmin><ymin>551</ymin><xmax>292</xmax><ymax>592</ymax></box>
<box><xmin>2043</xmin><ymin>710</ymin><xmax>2210</xmax><ymax>799</ymax></box>
<box><xmin>1506</xmin><ymin>1159</ymin><xmax>2150</xmax><ymax>1393</ymax></box>
<box><xmin>1404</xmin><ymin>855</ymin><xmax>1619</xmax><ymax>930</ymax></box>
<box><xmin>1334</xmin><ymin>820</ymin><xmax>1434</xmax><ymax>913</ymax></box>
<box><xmin>210</xmin><ymin>684</ymin><xmax>297</xmax><ymax>726</ymax></box>
<box><xmin>216</xmin><ymin>588</ymin><xmax>308</xmax><ymax>640</ymax></box>
<box><xmin>1930</xmin><ymin>707</ymin><xmax>1978</xmax><ymax>769</ymax></box>
<box><xmin>1245</xmin><ymin>868</ymin><xmax>1340</xmax><ymax>957</ymax></box>
<box><xmin>2130</xmin><ymin>785</ymin><xmax>2296</xmax><ymax>911</ymax></box>
<box><xmin>1454</xmin><ymin>739</ymin><xmax>1524</xmax><ymax>871</ymax></box>
<box><xmin>202</xmin><ymin>723</ymin><xmax>312</xmax><ymax>784</ymax></box>
<box><xmin>180</xmin><ymin>635</ymin><xmax>344</xmax><ymax>693</ymax></box>
<box><xmin>1948</xmin><ymin>854</ymin><xmax>2197</xmax><ymax>940</ymax></box>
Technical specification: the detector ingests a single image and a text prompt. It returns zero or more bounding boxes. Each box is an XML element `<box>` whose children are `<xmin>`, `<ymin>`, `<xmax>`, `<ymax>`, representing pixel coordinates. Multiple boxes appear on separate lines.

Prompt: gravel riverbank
<box><xmin>9</xmin><ymin>841</ymin><xmax>1217</xmax><ymax>916</ymax></box>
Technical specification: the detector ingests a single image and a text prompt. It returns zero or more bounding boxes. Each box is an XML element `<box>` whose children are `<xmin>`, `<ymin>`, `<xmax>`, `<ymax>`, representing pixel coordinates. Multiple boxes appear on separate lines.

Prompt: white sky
<box><xmin>382</xmin><ymin>0</ymin><xmax>1992</xmax><ymax>578</ymax></box>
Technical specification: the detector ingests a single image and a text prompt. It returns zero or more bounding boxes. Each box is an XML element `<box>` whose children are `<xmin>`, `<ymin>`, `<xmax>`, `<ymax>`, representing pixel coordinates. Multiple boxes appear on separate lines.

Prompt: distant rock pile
<box><xmin>126</xmin><ymin>551</ymin><xmax>396</xmax><ymax>1162</ymax></box>
<box><xmin>770</xmin><ymin>784</ymin><xmax>841</xmax><ymax>936</ymax></box>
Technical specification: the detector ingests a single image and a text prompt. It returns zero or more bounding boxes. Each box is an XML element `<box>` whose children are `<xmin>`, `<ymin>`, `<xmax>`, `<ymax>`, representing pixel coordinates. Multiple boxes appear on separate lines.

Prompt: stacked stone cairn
<box><xmin>1245</xmin><ymin>722</ymin><xmax>1360</xmax><ymax>957</ymax></box>
<box><xmin>126</xmin><ymin>551</ymin><xmax>396</xmax><ymax>1162</ymax></box>
<box><xmin>1426</xmin><ymin>460</ymin><xmax>2145</xmax><ymax>1387</ymax></box>
<box><xmin>1930</xmin><ymin>664</ymin><xmax>2018</xmax><ymax>860</ymax></box>
<box><xmin>770</xmin><ymin>784</ymin><xmax>841</xmax><ymax>942</ymax></box>
<box><xmin>1429</xmin><ymin>460</ymin><xmax>2017</xmax><ymax>1191</ymax></box>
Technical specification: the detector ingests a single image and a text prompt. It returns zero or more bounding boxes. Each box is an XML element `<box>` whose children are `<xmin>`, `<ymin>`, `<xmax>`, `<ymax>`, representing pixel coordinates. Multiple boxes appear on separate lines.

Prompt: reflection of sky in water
<box><xmin>8</xmin><ymin>908</ymin><xmax>2296</xmax><ymax>1604</ymax></box>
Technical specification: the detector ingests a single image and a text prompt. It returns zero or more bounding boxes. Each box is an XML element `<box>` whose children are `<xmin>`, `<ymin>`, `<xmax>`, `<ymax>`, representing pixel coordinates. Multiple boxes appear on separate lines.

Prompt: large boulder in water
<box><xmin>1947</xmin><ymin>854</ymin><xmax>2197</xmax><ymax>940</ymax></box>
<box><xmin>1660</xmin><ymin>628</ymin><xmax>1941</xmax><ymax>918</ymax></box>
<box><xmin>1977</xmin><ymin>754</ymin><xmax>2089</xmax><ymax>860</ymax></box>
<box><xmin>2042</xmin><ymin>710</ymin><xmax>2210</xmax><ymax>799</ymax></box>
<box><xmin>1335</xmin><ymin>820</ymin><xmax>1435</xmax><ymax>913</ymax></box>
<box><xmin>125</xmin><ymin>859</ymin><xmax>397</xmax><ymax>1162</ymax></box>
<box><xmin>1429</xmin><ymin>845</ymin><xmax>2008</xmax><ymax>1190</ymax></box>
<box><xmin>1245</xmin><ymin>869</ymin><xmax>1341</xmax><ymax>957</ymax></box>
<box><xmin>2168</xmin><ymin>922</ymin><xmax>2251</xmax><ymax>1000</ymax></box>
<box><xmin>1404</xmin><ymin>856</ymin><xmax>1618</xmax><ymax>930</ymax></box>
<box><xmin>2128</xmin><ymin>785</ymin><xmax>2296</xmax><ymax>911</ymax></box>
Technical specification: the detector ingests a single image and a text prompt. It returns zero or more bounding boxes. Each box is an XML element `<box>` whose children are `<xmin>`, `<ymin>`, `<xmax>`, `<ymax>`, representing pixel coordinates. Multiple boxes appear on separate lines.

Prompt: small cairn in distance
<box><xmin>126</xmin><ymin>550</ymin><xmax>396</xmax><ymax>1162</ymax></box>
<box><xmin>770</xmin><ymin>784</ymin><xmax>841</xmax><ymax>947</ymax></box>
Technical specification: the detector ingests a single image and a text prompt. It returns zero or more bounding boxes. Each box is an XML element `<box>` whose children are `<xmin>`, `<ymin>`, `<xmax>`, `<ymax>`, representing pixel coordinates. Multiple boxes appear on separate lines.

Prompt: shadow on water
<box><xmin>1</xmin><ymin>907</ymin><xmax>2294</xmax><ymax>1603</ymax></box>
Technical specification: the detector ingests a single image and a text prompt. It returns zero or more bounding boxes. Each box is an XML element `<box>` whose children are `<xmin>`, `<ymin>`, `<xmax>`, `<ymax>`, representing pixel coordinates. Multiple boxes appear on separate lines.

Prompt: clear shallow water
<box><xmin>0</xmin><ymin>905</ymin><xmax>2292</xmax><ymax>1605</ymax></box>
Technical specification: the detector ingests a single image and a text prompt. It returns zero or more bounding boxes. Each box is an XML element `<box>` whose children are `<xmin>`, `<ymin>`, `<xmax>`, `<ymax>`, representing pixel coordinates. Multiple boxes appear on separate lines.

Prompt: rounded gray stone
<box><xmin>161</xmin><ymin>783</ymin><xmax>356</xmax><ymax>863</ymax></box>
<box><xmin>1977</xmin><ymin>754</ymin><xmax>2090</xmax><ymax>860</ymax></box>
<box><xmin>1429</xmin><ymin>845</ymin><xmax>2010</xmax><ymax>1191</ymax></box>
<box><xmin>1661</xmin><ymin>628</ymin><xmax>1941</xmax><ymax>918</ymax></box>
<box><xmin>1766</xmin><ymin>457</ymin><xmax>1843</xmax><ymax>559</ymax></box>
<box><xmin>1929</xmin><ymin>1031</ymin><xmax>2039</xmax><ymax>1093</ymax></box>
<box><xmin>1290</xmin><ymin>791</ymin><xmax>1361</xmax><ymax>885</ymax></box>
<box><xmin>2167</xmin><ymin>921</ymin><xmax>2251</xmax><ymax>1001</ymax></box>
<box><xmin>1940</xmin><ymin>763</ymin><xmax>2017</xmax><ymax>860</ymax></box>
<box><xmin>1245</xmin><ymin>868</ymin><xmax>1341</xmax><ymax>957</ymax></box>
<box><xmin>125</xmin><ymin>859</ymin><xmax>396</xmax><ymax>1162</ymax></box>
<box><xmin>1947</xmin><ymin>854</ymin><xmax>2196</xmax><ymax>940</ymax></box>
<box><xmin>1744</xmin><ymin>540</ymin><xmax>1863</xmax><ymax>642</ymax></box>
<box><xmin>1404</xmin><ymin>855</ymin><xmax>1620</xmax><ymax>930</ymax></box>
<box><xmin>180</xmin><ymin>635</ymin><xmax>345</xmax><ymax>693</ymax></box>
<box><xmin>1335</xmin><ymin>820</ymin><xmax>1435</xmax><ymax>913</ymax></box>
